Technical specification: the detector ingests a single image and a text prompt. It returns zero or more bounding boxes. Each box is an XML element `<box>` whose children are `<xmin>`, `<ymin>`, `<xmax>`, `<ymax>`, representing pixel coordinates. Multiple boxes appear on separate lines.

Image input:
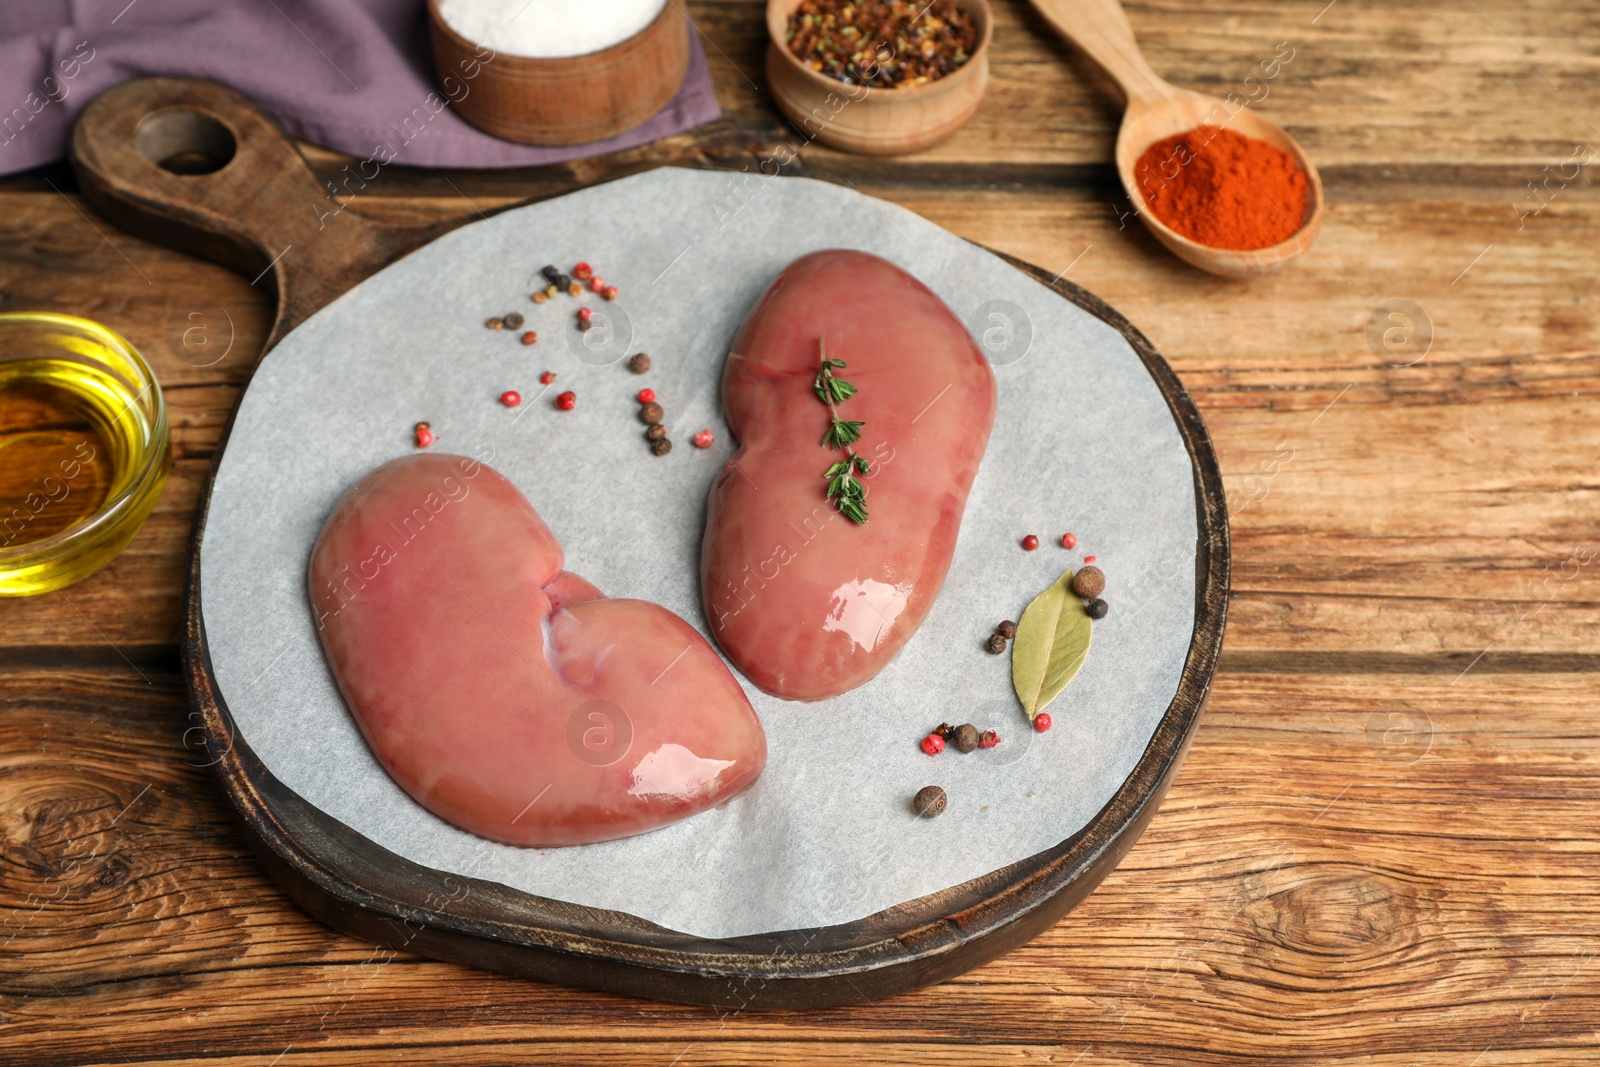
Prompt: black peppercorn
<box><xmin>628</xmin><ymin>352</ymin><xmax>652</xmax><ymax>374</ymax></box>
<box><xmin>1085</xmin><ymin>597</ymin><xmax>1109</xmax><ymax>620</ymax></box>
<box><xmin>952</xmin><ymin>724</ymin><xmax>979</xmax><ymax>753</ymax></box>
<box><xmin>555</xmin><ymin>274</ymin><xmax>572</xmax><ymax>290</ymax></box>
<box><xmin>650</xmin><ymin>437</ymin><xmax>673</xmax><ymax>456</ymax></box>
<box><xmin>985</xmin><ymin>633</ymin><xmax>1007</xmax><ymax>654</ymax></box>
<box><xmin>912</xmin><ymin>785</ymin><xmax>947</xmax><ymax>818</ymax></box>
<box><xmin>640</xmin><ymin>402</ymin><xmax>664</xmax><ymax>425</ymax></box>
<box><xmin>646</xmin><ymin>424</ymin><xmax>666</xmax><ymax>441</ymax></box>
<box><xmin>503</xmin><ymin>311</ymin><xmax>524</xmax><ymax>330</ymax></box>
<box><xmin>997</xmin><ymin>620</ymin><xmax>1017</xmax><ymax>639</ymax></box>
<box><xmin>540</xmin><ymin>265</ymin><xmax>561</xmax><ymax>285</ymax></box>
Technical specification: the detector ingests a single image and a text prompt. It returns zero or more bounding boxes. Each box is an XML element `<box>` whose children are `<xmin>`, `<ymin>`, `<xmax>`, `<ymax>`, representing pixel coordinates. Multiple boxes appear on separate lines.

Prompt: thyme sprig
<box><xmin>814</xmin><ymin>339</ymin><xmax>870</xmax><ymax>525</ymax></box>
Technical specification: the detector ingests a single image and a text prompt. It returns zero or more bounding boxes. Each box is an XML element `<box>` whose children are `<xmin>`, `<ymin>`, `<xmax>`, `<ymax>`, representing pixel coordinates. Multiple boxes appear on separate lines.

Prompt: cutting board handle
<box><xmin>70</xmin><ymin>77</ymin><xmax>451</xmax><ymax>349</ymax></box>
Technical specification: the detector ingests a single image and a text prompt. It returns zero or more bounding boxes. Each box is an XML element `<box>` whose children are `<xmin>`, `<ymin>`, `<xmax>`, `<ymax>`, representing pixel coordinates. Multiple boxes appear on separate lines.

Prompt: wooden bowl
<box><xmin>765</xmin><ymin>0</ymin><xmax>991</xmax><ymax>156</ymax></box>
<box><xmin>427</xmin><ymin>0</ymin><xmax>689</xmax><ymax>146</ymax></box>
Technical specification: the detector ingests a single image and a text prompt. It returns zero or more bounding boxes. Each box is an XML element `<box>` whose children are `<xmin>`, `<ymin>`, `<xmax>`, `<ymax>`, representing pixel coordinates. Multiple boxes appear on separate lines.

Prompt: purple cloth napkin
<box><xmin>0</xmin><ymin>0</ymin><xmax>720</xmax><ymax>178</ymax></box>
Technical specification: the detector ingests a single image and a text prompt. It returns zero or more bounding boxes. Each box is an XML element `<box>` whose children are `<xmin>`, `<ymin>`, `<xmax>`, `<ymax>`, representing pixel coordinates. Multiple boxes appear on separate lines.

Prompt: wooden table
<box><xmin>4</xmin><ymin>1</ymin><xmax>1597</xmax><ymax>1062</ymax></box>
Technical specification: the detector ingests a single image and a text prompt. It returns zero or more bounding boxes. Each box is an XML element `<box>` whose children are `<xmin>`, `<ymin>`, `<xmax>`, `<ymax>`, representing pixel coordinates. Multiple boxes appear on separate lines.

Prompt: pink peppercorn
<box><xmin>577</xmin><ymin>307</ymin><xmax>593</xmax><ymax>322</ymax></box>
<box><xmin>500</xmin><ymin>390</ymin><xmax>521</xmax><ymax>408</ymax></box>
<box><xmin>520</xmin><ymin>330</ymin><xmax>537</xmax><ymax>346</ymax></box>
<box><xmin>539</xmin><ymin>371</ymin><xmax>555</xmax><ymax>385</ymax></box>
<box><xmin>638</xmin><ymin>388</ymin><xmax>656</xmax><ymax>404</ymax></box>
<box><xmin>921</xmin><ymin>733</ymin><xmax>945</xmax><ymax>756</ymax></box>
<box><xmin>693</xmin><ymin>428</ymin><xmax>714</xmax><ymax>449</ymax></box>
<box><xmin>1034</xmin><ymin>713</ymin><xmax>1052</xmax><ymax>733</ymax></box>
<box><xmin>602</xmin><ymin>286</ymin><xmax>618</xmax><ymax>301</ymax></box>
<box><xmin>556</xmin><ymin>391</ymin><xmax>576</xmax><ymax>411</ymax></box>
<box><xmin>414</xmin><ymin>423</ymin><xmax>433</xmax><ymax>448</ymax></box>
<box><xmin>1022</xmin><ymin>534</ymin><xmax>1039</xmax><ymax>551</ymax></box>
<box><xmin>589</xmin><ymin>276</ymin><xmax>606</xmax><ymax>293</ymax></box>
<box><xmin>1061</xmin><ymin>532</ymin><xmax>1076</xmax><ymax>549</ymax></box>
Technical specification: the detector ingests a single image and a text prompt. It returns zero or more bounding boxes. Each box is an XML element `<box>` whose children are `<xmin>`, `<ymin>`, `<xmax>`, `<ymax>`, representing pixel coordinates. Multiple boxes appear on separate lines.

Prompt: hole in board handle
<box><xmin>135</xmin><ymin>108</ymin><xmax>238</xmax><ymax>175</ymax></box>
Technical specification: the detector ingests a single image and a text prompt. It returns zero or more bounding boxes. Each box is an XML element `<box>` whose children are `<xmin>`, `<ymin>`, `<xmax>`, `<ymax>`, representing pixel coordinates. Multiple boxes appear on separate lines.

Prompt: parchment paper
<box><xmin>200</xmin><ymin>167</ymin><xmax>1198</xmax><ymax>940</ymax></box>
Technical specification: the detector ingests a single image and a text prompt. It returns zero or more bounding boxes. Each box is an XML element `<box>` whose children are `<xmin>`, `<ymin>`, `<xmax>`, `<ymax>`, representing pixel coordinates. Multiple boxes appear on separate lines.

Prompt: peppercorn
<box><xmin>646</xmin><ymin>424</ymin><xmax>667</xmax><ymax>441</ymax></box>
<box><xmin>603</xmin><ymin>285</ymin><xmax>619</xmax><ymax>301</ymax></box>
<box><xmin>628</xmin><ymin>353</ymin><xmax>651</xmax><ymax>374</ymax></box>
<box><xmin>556</xmin><ymin>391</ymin><xmax>576</xmax><ymax>411</ymax></box>
<box><xmin>520</xmin><ymin>330</ymin><xmax>538</xmax><ymax>346</ymax></box>
<box><xmin>1085</xmin><ymin>597</ymin><xmax>1109</xmax><ymax>620</ymax></box>
<box><xmin>920</xmin><ymin>733</ymin><xmax>945</xmax><ymax>756</ymax></box>
<box><xmin>414</xmin><ymin>421</ymin><xmax>433</xmax><ymax>448</ymax></box>
<box><xmin>650</xmin><ymin>436</ymin><xmax>673</xmax><ymax>456</ymax></box>
<box><xmin>912</xmin><ymin>785</ymin><xmax>947</xmax><ymax>818</ymax></box>
<box><xmin>1034</xmin><ymin>712</ymin><xmax>1053</xmax><ymax>733</ymax></box>
<box><xmin>578</xmin><ymin>319</ymin><xmax>592</xmax><ymax>333</ymax></box>
<box><xmin>573</xmin><ymin>262</ymin><xmax>593</xmax><ymax>281</ymax></box>
<box><xmin>539</xmin><ymin>265</ymin><xmax>561</xmax><ymax>286</ymax></box>
<box><xmin>985</xmin><ymin>633</ymin><xmax>1007</xmax><ymax>655</ymax></box>
<box><xmin>1022</xmin><ymin>534</ymin><xmax>1039</xmax><ymax>551</ymax></box>
<box><xmin>504</xmin><ymin>312</ymin><xmax>524</xmax><ymax>330</ymax></box>
<box><xmin>638</xmin><ymin>388</ymin><xmax>657</xmax><ymax>404</ymax></box>
<box><xmin>531</xmin><ymin>291</ymin><xmax>548</xmax><ymax>304</ymax></box>
<box><xmin>555</xmin><ymin>274</ymin><xmax>572</xmax><ymax>290</ymax></box>
<box><xmin>589</xmin><ymin>276</ymin><xmax>606</xmax><ymax>293</ymax></box>
<box><xmin>500</xmin><ymin>390</ymin><xmax>522</xmax><ymax>408</ymax></box>
<box><xmin>692</xmin><ymin>428</ymin><xmax>714</xmax><ymax>449</ymax></box>
<box><xmin>567</xmin><ymin>282</ymin><xmax>583</xmax><ymax>296</ymax></box>
<box><xmin>997</xmin><ymin>620</ymin><xmax>1017</xmax><ymax>639</ymax></box>
<box><xmin>1071</xmin><ymin>566</ymin><xmax>1105</xmax><ymax>599</ymax></box>
<box><xmin>640</xmin><ymin>402</ymin><xmax>664</xmax><ymax>425</ymax></box>
<box><xmin>933</xmin><ymin>723</ymin><xmax>955</xmax><ymax>740</ymax></box>
<box><xmin>978</xmin><ymin>730</ymin><xmax>1000</xmax><ymax>749</ymax></box>
<box><xmin>539</xmin><ymin>370</ymin><xmax>555</xmax><ymax>385</ymax></box>
<box><xmin>486</xmin><ymin>316</ymin><xmax>504</xmax><ymax>330</ymax></box>
<box><xmin>1061</xmin><ymin>532</ymin><xmax>1077</xmax><ymax>549</ymax></box>
<box><xmin>544</xmin><ymin>284</ymin><xmax>559</xmax><ymax>299</ymax></box>
<box><xmin>952</xmin><ymin>724</ymin><xmax>979</xmax><ymax>753</ymax></box>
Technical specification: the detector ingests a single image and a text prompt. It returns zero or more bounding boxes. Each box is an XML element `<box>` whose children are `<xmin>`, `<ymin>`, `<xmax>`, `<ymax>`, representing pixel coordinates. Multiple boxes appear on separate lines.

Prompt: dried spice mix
<box><xmin>786</xmin><ymin>0</ymin><xmax>976</xmax><ymax>88</ymax></box>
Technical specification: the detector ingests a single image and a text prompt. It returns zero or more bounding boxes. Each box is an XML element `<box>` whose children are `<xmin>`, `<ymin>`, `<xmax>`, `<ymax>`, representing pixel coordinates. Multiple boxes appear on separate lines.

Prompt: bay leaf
<box><xmin>1011</xmin><ymin>568</ymin><xmax>1094</xmax><ymax>720</ymax></box>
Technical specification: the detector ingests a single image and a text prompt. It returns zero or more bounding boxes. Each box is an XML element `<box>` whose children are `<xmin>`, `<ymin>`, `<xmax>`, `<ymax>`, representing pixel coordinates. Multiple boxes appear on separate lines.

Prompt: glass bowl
<box><xmin>0</xmin><ymin>312</ymin><xmax>171</xmax><ymax>596</ymax></box>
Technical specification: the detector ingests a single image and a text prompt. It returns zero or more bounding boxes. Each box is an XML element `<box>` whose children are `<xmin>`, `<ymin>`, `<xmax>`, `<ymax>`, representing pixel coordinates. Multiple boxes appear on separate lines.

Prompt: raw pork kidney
<box><xmin>309</xmin><ymin>453</ymin><xmax>766</xmax><ymax>846</ymax></box>
<box><xmin>701</xmin><ymin>250</ymin><xmax>997</xmax><ymax>700</ymax></box>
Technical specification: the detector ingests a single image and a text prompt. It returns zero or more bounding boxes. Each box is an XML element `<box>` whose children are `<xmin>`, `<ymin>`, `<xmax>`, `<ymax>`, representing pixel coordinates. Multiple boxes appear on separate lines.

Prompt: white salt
<box><xmin>437</xmin><ymin>0</ymin><xmax>669</xmax><ymax>59</ymax></box>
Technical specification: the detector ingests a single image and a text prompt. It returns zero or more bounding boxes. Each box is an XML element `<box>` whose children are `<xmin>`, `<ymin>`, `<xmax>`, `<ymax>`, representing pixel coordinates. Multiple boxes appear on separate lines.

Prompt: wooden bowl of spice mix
<box><xmin>765</xmin><ymin>0</ymin><xmax>992</xmax><ymax>156</ymax></box>
<box><xmin>427</xmin><ymin>0</ymin><xmax>689</xmax><ymax>146</ymax></box>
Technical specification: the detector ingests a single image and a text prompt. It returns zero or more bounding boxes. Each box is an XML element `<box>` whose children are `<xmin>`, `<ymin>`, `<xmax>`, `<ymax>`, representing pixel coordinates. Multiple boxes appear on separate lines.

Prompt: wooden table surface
<box><xmin>4</xmin><ymin>1</ymin><xmax>1598</xmax><ymax>1063</ymax></box>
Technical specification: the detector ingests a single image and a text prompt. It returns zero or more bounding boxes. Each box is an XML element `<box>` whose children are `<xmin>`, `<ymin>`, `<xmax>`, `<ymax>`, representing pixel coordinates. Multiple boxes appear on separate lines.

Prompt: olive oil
<box><xmin>0</xmin><ymin>314</ymin><xmax>170</xmax><ymax>596</ymax></box>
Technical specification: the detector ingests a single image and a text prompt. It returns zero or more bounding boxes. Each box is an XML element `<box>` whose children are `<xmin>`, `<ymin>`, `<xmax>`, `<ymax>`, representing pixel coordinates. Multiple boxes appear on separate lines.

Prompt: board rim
<box><xmin>180</xmin><ymin>248</ymin><xmax>1229</xmax><ymax>1010</ymax></box>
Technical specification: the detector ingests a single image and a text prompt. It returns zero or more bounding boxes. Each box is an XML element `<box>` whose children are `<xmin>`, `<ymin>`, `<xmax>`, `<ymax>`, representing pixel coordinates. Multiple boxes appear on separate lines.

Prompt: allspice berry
<box><xmin>628</xmin><ymin>352</ymin><xmax>652</xmax><ymax>374</ymax></box>
<box><xmin>985</xmin><ymin>633</ymin><xmax>1008</xmax><ymax>655</ymax></box>
<box><xmin>650</xmin><ymin>437</ymin><xmax>673</xmax><ymax>456</ymax></box>
<box><xmin>646</xmin><ymin>423</ymin><xmax>667</xmax><ymax>441</ymax></box>
<box><xmin>1085</xmin><ymin>597</ymin><xmax>1109</xmax><ymax>620</ymax></box>
<box><xmin>997</xmin><ymin>620</ymin><xmax>1017</xmax><ymax>639</ymax></box>
<box><xmin>1072</xmin><ymin>566</ymin><xmax>1105</xmax><ymax>599</ymax></box>
<box><xmin>639</xmin><ymin>402</ymin><xmax>664</xmax><ymax>425</ymax></box>
<box><xmin>952</xmin><ymin>724</ymin><xmax>979</xmax><ymax>753</ymax></box>
<box><xmin>912</xmin><ymin>785</ymin><xmax>947</xmax><ymax>819</ymax></box>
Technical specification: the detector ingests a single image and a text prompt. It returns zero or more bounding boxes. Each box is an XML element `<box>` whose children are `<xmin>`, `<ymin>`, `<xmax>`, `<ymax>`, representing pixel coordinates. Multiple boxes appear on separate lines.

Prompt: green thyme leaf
<box><xmin>1011</xmin><ymin>569</ymin><xmax>1094</xmax><ymax>720</ymax></box>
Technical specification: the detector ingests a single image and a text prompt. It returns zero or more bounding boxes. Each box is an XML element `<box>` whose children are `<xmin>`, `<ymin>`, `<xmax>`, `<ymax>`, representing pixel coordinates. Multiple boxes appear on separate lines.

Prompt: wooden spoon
<box><xmin>1029</xmin><ymin>0</ymin><xmax>1324</xmax><ymax>277</ymax></box>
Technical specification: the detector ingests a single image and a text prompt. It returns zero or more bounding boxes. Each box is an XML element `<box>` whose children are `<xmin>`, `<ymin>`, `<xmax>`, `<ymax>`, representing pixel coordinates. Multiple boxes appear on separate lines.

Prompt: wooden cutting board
<box><xmin>68</xmin><ymin>75</ymin><xmax>1229</xmax><ymax>1009</ymax></box>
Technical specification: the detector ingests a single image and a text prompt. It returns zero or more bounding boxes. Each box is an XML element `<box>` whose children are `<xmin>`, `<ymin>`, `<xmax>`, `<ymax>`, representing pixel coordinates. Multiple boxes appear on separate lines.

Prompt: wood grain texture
<box><xmin>3</xmin><ymin>0</ymin><xmax>1599</xmax><ymax>1060</ymax></box>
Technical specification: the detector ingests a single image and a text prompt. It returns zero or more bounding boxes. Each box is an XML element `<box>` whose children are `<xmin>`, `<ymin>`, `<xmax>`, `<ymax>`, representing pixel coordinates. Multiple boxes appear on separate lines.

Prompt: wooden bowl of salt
<box><xmin>427</xmin><ymin>0</ymin><xmax>689</xmax><ymax>146</ymax></box>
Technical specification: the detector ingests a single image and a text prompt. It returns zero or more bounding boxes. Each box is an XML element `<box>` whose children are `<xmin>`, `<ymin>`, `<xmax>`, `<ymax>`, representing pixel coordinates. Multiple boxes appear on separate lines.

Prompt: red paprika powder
<box><xmin>1134</xmin><ymin>126</ymin><xmax>1308</xmax><ymax>251</ymax></box>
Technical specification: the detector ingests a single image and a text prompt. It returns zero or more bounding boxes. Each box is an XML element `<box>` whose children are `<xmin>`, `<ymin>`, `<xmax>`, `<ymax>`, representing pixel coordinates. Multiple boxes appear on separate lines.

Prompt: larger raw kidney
<box><xmin>309</xmin><ymin>453</ymin><xmax>766</xmax><ymax>847</ymax></box>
